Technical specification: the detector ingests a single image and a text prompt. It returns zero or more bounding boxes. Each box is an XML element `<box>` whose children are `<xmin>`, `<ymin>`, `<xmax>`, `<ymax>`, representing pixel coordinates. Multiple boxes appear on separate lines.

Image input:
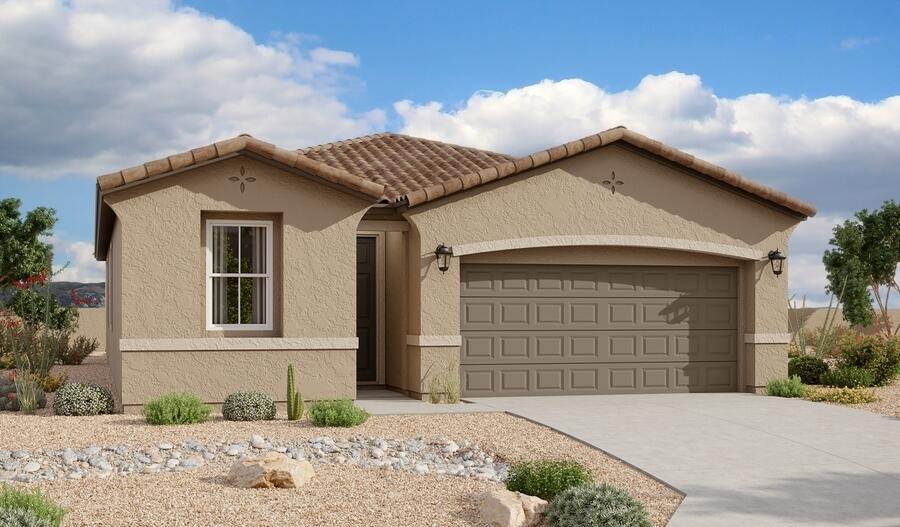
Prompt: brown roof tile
<box><xmin>297</xmin><ymin>132</ymin><xmax>514</xmax><ymax>202</ymax></box>
<box><xmin>96</xmin><ymin>127</ymin><xmax>815</xmax><ymax>218</ymax></box>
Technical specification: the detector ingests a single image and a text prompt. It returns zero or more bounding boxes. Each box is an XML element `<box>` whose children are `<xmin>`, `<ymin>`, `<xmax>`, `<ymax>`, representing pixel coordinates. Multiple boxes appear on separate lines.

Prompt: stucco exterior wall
<box><xmin>384</xmin><ymin>231</ymin><xmax>409</xmax><ymax>390</ymax></box>
<box><xmin>105</xmin><ymin>155</ymin><xmax>370</xmax><ymax>340</ymax></box>
<box><xmin>104</xmin><ymin>156</ymin><xmax>371</xmax><ymax>404</ymax></box>
<box><xmin>120</xmin><ymin>348</ymin><xmax>355</xmax><ymax>410</ymax></box>
<box><xmin>403</xmin><ymin>144</ymin><xmax>801</xmax><ymax>391</ymax></box>
<box><xmin>74</xmin><ymin>308</ymin><xmax>106</xmax><ymax>352</ymax></box>
<box><xmin>106</xmin><ymin>219</ymin><xmax>123</xmax><ymax>405</ymax></box>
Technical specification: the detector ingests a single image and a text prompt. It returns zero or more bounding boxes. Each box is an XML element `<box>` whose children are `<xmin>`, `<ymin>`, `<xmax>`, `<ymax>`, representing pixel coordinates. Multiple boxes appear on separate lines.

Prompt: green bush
<box><xmin>142</xmin><ymin>392</ymin><xmax>210</xmax><ymax>425</ymax></box>
<box><xmin>307</xmin><ymin>399</ymin><xmax>368</xmax><ymax>427</ymax></box>
<box><xmin>821</xmin><ymin>366</ymin><xmax>876</xmax><ymax>388</ymax></box>
<box><xmin>0</xmin><ymin>483</ymin><xmax>66</xmax><ymax>527</ymax></box>
<box><xmin>547</xmin><ymin>484</ymin><xmax>651</xmax><ymax>527</ymax></box>
<box><xmin>0</xmin><ymin>371</ymin><xmax>47</xmax><ymax>412</ymax></box>
<box><xmin>222</xmin><ymin>391</ymin><xmax>276</xmax><ymax>421</ymax></box>
<box><xmin>56</xmin><ymin>335</ymin><xmax>99</xmax><ymax>366</ymax></box>
<box><xmin>51</xmin><ymin>382</ymin><xmax>113</xmax><ymax>416</ymax></box>
<box><xmin>806</xmin><ymin>387</ymin><xmax>878</xmax><ymax>405</ymax></box>
<box><xmin>505</xmin><ymin>460</ymin><xmax>593</xmax><ymax>501</ymax></box>
<box><xmin>837</xmin><ymin>336</ymin><xmax>900</xmax><ymax>386</ymax></box>
<box><xmin>788</xmin><ymin>355</ymin><xmax>829</xmax><ymax>385</ymax></box>
<box><xmin>766</xmin><ymin>376</ymin><xmax>809</xmax><ymax>398</ymax></box>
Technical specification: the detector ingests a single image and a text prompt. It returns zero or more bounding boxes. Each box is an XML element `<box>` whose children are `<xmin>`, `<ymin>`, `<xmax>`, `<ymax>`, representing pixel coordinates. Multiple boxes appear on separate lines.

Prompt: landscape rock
<box><xmin>226</xmin><ymin>452</ymin><xmax>315</xmax><ymax>489</ymax></box>
<box><xmin>479</xmin><ymin>489</ymin><xmax>526</xmax><ymax>527</ymax></box>
<box><xmin>516</xmin><ymin>492</ymin><xmax>549</xmax><ymax>527</ymax></box>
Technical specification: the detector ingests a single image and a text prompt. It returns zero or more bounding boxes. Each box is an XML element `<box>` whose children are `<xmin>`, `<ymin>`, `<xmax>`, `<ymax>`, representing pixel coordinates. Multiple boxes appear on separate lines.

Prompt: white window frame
<box><xmin>205</xmin><ymin>219</ymin><xmax>274</xmax><ymax>331</ymax></box>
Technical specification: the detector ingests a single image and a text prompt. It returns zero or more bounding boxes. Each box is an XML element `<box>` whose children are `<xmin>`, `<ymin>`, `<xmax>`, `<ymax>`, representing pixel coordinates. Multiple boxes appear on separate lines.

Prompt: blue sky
<box><xmin>1</xmin><ymin>0</ymin><xmax>898</xmax><ymax>302</ymax></box>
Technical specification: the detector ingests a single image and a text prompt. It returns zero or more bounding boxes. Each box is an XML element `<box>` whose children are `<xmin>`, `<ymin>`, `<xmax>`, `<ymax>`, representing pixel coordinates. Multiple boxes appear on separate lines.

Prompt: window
<box><xmin>206</xmin><ymin>220</ymin><xmax>273</xmax><ymax>330</ymax></box>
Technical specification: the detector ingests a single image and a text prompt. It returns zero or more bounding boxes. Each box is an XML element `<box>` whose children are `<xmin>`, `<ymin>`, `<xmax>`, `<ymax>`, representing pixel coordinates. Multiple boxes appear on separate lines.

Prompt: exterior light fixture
<box><xmin>767</xmin><ymin>249</ymin><xmax>786</xmax><ymax>277</ymax></box>
<box><xmin>435</xmin><ymin>243</ymin><xmax>453</xmax><ymax>273</ymax></box>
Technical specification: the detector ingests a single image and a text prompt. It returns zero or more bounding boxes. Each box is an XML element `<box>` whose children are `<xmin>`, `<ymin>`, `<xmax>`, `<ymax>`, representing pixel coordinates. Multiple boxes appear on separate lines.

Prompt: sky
<box><xmin>1</xmin><ymin>0</ymin><xmax>898</xmax><ymax>304</ymax></box>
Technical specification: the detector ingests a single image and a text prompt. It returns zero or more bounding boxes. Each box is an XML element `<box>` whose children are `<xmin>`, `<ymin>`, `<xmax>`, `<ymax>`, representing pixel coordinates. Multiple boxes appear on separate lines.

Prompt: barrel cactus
<box><xmin>0</xmin><ymin>371</ymin><xmax>47</xmax><ymax>411</ymax></box>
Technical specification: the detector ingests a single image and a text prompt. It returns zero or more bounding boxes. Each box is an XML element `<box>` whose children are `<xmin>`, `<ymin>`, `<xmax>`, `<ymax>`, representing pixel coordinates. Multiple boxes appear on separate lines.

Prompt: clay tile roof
<box><xmin>401</xmin><ymin>126</ymin><xmax>817</xmax><ymax>217</ymax></box>
<box><xmin>96</xmin><ymin>135</ymin><xmax>386</xmax><ymax>200</ymax></box>
<box><xmin>297</xmin><ymin>132</ymin><xmax>514</xmax><ymax>202</ymax></box>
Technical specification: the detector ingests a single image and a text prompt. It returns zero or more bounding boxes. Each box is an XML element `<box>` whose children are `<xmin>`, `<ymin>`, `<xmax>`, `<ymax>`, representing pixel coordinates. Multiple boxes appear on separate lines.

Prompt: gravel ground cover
<box><xmin>846</xmin><ymin>379</ymin><xmax>900</xmax><ymax>417</ymax></box>
<box><xmin>0</xmin><ymin>412</ymin><xmax>681</xmax><ymax>525</ymax></box>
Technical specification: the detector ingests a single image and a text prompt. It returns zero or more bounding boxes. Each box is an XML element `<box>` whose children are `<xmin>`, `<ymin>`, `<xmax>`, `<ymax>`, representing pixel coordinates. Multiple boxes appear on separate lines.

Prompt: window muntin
<box><xmin>206</xmin><ymin>220</ymin><xmax>273</xmax><ymax>330</ymax></box>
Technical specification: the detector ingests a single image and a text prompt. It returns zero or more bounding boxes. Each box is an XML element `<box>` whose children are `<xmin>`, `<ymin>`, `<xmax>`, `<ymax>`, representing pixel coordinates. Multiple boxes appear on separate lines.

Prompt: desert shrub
<box><xmin>547</xmin><ymin>483</ymin><xmax>651</xmax><ymax>527</ymax></box>
<box><xmin>52</xmin><ymin>382</ymin><xmax>113</xmax><ymax>416</ymax></box>
<box><xmin>766</xmin><ymin>376</ymin><xmax>808</xmax><ymax>398</ymax></box>
<box><xmin>837</xmin><ymin>336</ymin><xmax>900</xmax><ymax>386</ymax></box>
<box><xmin>505</xmin><ymin>460</ymin><xmax>593</xmax><ymax>501</ymax></box>
<box><xmin>32</xmin><ymin>371</ymin><xmax>67</xmax><ymax>393</ymax></box>
<box><xmin>0</xmin><ymin>371</ymin><xmax>46</xmax><ymax>412</ymax></box>
<box><xmin>0</xmin><ymin>353</ymin><xmax>13</xmax><ymax>369</ymax></box>
<box><xmin>0</xmin><ymin>484</ymin><xmax>66</xmax><ymax>527</ymax></box>
<box><xmin>821</xmin><ymin>365</ymin><xmax>876</xmax><ymax>388</ymax></box>
<box><xmin>143</xmin><ymin>392</ymin><xmax>210</xmax><ymax>425</ymax></box>
<box><xmin>806</xmin><ymin>387</ymin><xmax>878</xmax><ymax>405</ymax></box>
<box><xmin>788</xmin><ymin>355</ymin><xmax>829</xmax><ymax>385</ymax></box>
<box><xmin>222</xmin><ymin>391</ymin><xmax>276</xmax><ymax>421</ymax></box>
<box><xmin>6</xmin><ymin>288</ymin><xmax>78</xmax><ymax>332</ymax></box>
<box><xmin>427</xmin><ymin>361</ymin><xmax>461</xmax><ymax>404</ymax></box>
<box><xmin>56</xmin><ymin>336</ymin><xmax>98</xmax><ymax>366</ymax></box>
<box><xmin>307</xmin><ymin>399</ymin><xmax>368</xmax><ymax>427</ymax></box>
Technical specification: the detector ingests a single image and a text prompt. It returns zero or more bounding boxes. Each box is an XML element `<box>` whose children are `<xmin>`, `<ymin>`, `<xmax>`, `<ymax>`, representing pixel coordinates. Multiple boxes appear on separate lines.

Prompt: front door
<box><xmin>356</xmin><ymin>236</ymin><xmax>377</xmax><ymax>382</ymax></box>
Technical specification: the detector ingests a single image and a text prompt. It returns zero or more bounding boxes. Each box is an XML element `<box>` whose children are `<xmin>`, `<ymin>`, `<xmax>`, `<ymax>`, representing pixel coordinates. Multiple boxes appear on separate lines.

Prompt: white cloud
<box><xmin>396</xmin><ymin>72</ymin><xmax>900</xmax><ymax>213</ymax></box>
<box><xmin>0</xmin><ymin>0</ymin><xmax>381</xmax><ymax>180</ymax></box>
<box><xmin>49</xmin><ymin>238</ymin><xmax>105</xmax><ymax>283</ymax></box>
<box><xmin>788</xmin><ymin>216</ymin><xmax>845</xmax><ymax>306</ymax></box>
<box><xmin>840</xmin><ymin>36</ymin><xmax>879</xmax><ymax>50</ymax></box>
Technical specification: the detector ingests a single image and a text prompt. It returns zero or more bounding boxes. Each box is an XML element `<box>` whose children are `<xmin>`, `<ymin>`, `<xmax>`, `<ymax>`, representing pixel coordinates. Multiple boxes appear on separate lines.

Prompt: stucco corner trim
<box><xmin>120</xmin><ymin>337</ymin><xmax>359</xmax><ymax>351</ymax></box>
<box><xmin>451</xmin><ymin>235</ymin><xmax>764</xmax><ymax>261</ymax></box>
<box><xmin>406</xmin><ymin>335</ymin><xmax>462</xmax><ymax>347</ymax></box>
<box><xmin>743</xmin><ymin>333</ymin><xmax>791</xmax><ymax>344</ymax></box>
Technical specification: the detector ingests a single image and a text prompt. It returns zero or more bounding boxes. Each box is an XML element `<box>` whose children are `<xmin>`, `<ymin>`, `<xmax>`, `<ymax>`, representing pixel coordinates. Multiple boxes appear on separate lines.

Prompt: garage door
<box><xmin>460</xmin><ymin>264</ymin><xmax>738</xmax><ymax>396</ymax></box>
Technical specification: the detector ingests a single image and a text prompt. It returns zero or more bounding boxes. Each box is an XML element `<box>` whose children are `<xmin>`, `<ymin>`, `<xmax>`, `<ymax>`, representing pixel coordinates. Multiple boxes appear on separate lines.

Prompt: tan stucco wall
<box><xmin>120</xmin><ymin>348</ymin><xmax>355</xmax><ymax>409</ymax></box>
<box><xmin>384</xmin><ymin>231</ymin><xmax>409</xmax><ymax>390</ymax></box>
<box><xmin>403</xmin><ymin>144</ymin><xmax>802</xmax><ymax>392</ymax></box>
<box><xmin>105</xmin><ymin>155</ymin><xmax>370</xmax><ymax>340</ymax></box>
<box><xmin>74</xmin><ymin>308</ymin><xmax>106</xmax><ymax>352</ymax></box>
<box><xmin>790</xmin><ymin>308</ymin><xmax>900</xmax><ymax>336</ymax></box>
<box><xmin>406</xmin><ymin>345</ymin><xmax>458</xmax><ymax>398</ymax></box>
<box><xmin>106</xmin><ymin>219</ymin><xmax>123</xmax><ymax>405</ymax></box>
<box><xmin>104</xmin><ymin>156</ymin><xmax>371</xmax><ymax>405</ymax></box>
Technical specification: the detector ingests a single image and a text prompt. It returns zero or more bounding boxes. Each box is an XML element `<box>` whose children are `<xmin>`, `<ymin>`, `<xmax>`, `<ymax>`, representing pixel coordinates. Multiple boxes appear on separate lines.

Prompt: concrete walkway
<box><xmin>468</xmin><ymin>393</ymin><xmax>900</xmax><ymax>527</ymax></box>
<box><xmin>355</xmin><ymin>388</ymin><xmax>495</xmax><ymax>415</ymax></box>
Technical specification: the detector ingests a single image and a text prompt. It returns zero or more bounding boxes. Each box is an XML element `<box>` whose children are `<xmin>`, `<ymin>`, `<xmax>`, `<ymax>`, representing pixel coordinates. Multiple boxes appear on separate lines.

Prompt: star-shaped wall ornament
<box><xmin>602</xmin><ymin>171</ymin><xmax>624</xmax><ymax>194</ymax></box>
<box><xmin>228</xmin><ymin>165</ymin><xmax>256</xmax><ymax>193</ymax></box>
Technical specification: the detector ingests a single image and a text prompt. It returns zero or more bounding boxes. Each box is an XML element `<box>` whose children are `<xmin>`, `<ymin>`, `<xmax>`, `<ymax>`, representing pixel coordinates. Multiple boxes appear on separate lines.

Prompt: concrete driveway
<box><xmin>467</xmin><ymin>393</ymin><xmax>900</xmax><ymax>527</ymax></box>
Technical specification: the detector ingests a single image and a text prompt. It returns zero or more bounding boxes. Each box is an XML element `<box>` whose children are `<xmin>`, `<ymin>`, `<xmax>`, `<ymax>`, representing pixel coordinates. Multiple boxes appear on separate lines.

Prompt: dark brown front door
<box><xmin>356</xmin><ymin>236</ymin><xmax>377</xmax><ymax>382</ymax></box>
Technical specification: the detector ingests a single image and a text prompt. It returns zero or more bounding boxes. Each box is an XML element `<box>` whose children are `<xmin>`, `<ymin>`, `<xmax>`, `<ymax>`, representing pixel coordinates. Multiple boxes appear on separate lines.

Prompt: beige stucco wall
<box><xmin>105</xmin><ymin>155</ymin><xmax>370</xmax><ymax>339</ymax></box>
<box><xmin>74</xmin><ymin>308</ymin><xmax>106</xmax><ymax>351</ymax></box>
<box><xmin>106</xmin><ymin>219</ymin><xmax>123</xmax><ymax>405</ymax></box>
<box><xmin>104</xmin><ymin>155</ymin><xmax>371</xmax><ymax>404</ymax></box>
<box><xmin>384</xmin><ymin>231</ymin><xmax>409</xmax><ymax>390</ymax></box>
<box><xmin>120</xmin><ymin>348</ymin><xmax>355</xmax><ymax>410</ymax></box>
<box><xmin>790</xmin><ymin>308</ymin><xmax>900</xmax><ymax>336</ymax></box>
<box><xmin>403</xmin><ymin>144</ymin><xmax>802</xmax><ymax>392</ymax></box>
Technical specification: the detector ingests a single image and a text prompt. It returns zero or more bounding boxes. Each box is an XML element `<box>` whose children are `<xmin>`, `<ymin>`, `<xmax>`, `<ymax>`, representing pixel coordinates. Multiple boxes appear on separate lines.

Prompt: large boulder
<box><xmin>226</xmin><ymin>452</ymin><xmax>315</xmax><ymax>489</ymax></box>
<box><xmin>478</xmin><ymin>489</ymin><xmax>549</xmax><ymax>527</ymax></box>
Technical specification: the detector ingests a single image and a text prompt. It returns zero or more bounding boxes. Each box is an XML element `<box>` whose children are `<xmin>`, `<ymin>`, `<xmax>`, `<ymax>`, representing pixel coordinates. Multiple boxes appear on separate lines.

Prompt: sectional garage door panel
<box><xmin>461</xmin><ymin>362</ymin><xmax>737</xmax><ymax>396</ymax></box>
<box><xmin>460</xmin><ymin>264</ymin><xmax>738</xmax><ymax>396</ymax></box>
<box><xmin>462</xmin><ymin>330</ymin><xmax>737</xmax><ymax>364</ymax></box>
<box><xmin>461</xmin><ymin>265</ymin><xmax>737</xmax><ymax>298</ymax></box>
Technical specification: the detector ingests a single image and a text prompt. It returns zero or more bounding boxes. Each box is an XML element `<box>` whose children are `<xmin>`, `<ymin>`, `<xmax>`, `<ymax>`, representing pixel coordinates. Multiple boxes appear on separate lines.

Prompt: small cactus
<box><xmin>286</xmin><ymin>364</ymin><xmax>303</xmax><ymax>420</ymax></box>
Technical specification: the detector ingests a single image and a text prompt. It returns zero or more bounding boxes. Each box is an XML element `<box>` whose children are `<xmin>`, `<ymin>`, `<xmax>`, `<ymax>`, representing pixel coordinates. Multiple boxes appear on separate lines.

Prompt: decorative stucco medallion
<box><xmin>228</xmin><ymin>165</ymin><xmax>256</xmax><ymax>193</ymax></box>
<box><xmin>602</xmin><ymin>171</ymin><xmax>624</xmax><ymax>194</ymax></box>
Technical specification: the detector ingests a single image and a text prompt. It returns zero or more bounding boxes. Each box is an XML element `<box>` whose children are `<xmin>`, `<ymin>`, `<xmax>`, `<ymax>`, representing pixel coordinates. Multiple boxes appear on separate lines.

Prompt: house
<box><xmin>93</xmin><ymin>126</ymin><xmax>816</xmax><ymax>411</ymax></box>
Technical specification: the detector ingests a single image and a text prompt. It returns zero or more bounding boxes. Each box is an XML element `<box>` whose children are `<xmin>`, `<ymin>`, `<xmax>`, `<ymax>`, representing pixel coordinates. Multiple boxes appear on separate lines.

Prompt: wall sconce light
<box><xmin>767</xmin><ymin>249</ymin><xmax>786</xmax><ymax>277</ymax></box>
<box><xmin>434</xmin><ymin>243</ymin><xmax>453</xmax><ymax>273</ymax></box>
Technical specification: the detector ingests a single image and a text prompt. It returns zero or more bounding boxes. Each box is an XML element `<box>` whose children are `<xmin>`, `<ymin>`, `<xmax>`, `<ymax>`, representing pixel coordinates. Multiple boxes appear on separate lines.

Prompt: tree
<box><xmin>823</xmin><ymin>200</ymin><xmax>900</xmax><ymax>336</ymax></box>
<box><xmin>0</xmin><ymin>198</ymin><xmax>57</xmax><ymax>288</ymax></box>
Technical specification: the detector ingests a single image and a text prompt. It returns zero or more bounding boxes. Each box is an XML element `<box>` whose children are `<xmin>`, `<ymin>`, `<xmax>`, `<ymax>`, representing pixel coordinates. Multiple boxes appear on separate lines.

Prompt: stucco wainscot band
<box><xmin>120</xmin><ymin>338</ymin><xmax>359</xmax><ymax>351</ymax></box>
<box><xmin>405</xmin><ymin>335</ymin><xmax>463</xmax><ymax>347</ymax></box>
<box><xmin>743</xmin><ymin>333</ymin><xmax>792</xmax><ymax>344</ymax></box>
